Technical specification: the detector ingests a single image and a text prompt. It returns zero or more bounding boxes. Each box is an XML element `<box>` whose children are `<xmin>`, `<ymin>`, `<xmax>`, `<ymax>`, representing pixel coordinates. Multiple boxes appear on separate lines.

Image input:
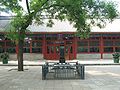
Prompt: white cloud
<box><xmin>19</xmin><ymin>0</ymin><xmax>27</xmax><ymax>12</ymax></box>
<box><xmin>91</xmin><ymin>19</ymin><xmax>120</xmax><ymax>32</ymax></box>
<box><xmin>27</xmin><ymin>19</ymin><xmax>120</xmax><ymax>32</ymax></box>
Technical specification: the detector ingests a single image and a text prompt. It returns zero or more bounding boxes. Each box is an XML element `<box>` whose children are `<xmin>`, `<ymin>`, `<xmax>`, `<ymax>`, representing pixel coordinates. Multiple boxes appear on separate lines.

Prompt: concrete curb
<box><xmin>0</xmin><ymin>64</ymin><xmax>43</xmax><ymax>66</ymax></box>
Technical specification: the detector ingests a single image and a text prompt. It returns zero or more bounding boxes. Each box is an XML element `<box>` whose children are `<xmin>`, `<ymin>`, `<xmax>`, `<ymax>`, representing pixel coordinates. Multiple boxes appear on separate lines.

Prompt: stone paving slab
<box><xmin>0</xmin><ymin>59</ymin><xmax>116</xmax><ymax>66</ymax></box>
<box><xmin>0</xmin><ymin>65</ymin><xmax>120</xmax><ymax>90</ymax></box>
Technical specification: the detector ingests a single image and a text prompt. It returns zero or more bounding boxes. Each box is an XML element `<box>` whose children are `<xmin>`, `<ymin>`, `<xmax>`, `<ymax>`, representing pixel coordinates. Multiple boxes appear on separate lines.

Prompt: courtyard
<box><xmin>0</xmin><ymin>61</ymin><xmax>120</xmax><ymax>90</ymax></box>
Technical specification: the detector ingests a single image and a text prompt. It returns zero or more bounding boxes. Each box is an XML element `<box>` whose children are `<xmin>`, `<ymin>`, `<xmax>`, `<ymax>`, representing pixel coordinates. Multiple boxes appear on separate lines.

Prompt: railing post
<box><xmin>79</xmin><ymin>64</ymin><xmax>85</xmax><ymax>80</ymax></box>
<box><xmin>42</xmin><ymin>65</ymin><xmax>48</xmax><ymax>80</ymax></box>
<box><xmin>42</xmin><ymin>65</ymin><xmax>45</xmax><ymax>80</ymax></box>
<box><xmin>76</xmin><ymin>62</ymin><xmax>79</xmax><ymax>74</ymax></box>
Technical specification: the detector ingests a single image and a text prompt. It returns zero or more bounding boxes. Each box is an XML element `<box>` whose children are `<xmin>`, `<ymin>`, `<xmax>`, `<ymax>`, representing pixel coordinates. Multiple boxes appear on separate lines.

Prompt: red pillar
<box><xmin>30</xmin><ymin>40</ymin><xmax>32</xmax><ymax>53</ymax></box>
<box><xmin>74</xmin><ymin>36</ymin><xmax>77</xmax><ymax>59</ymax></box>
<box><xmin>16</xmin><ymin>44</ymin><xmax>18</xmax><ymax>54</ymax></box>
<box><xmin>4</xmin><ymin>40</ymin><xmax>6</xmax><ymax>52</ymax></box>
<box><xmin>100</xmin><ymin>36</ymin><xmax>103</xmax><ymax>59</ymax></box>
<box><xmin>16</xmin><ymin>44</ymin><xmax>18</xmax><ymax>60</ymax></box>
<box><xmin>113</xmin><ymin>40</ymin><xmax>115</xmax><ymax>52</ymax></box>
<box><xmin>42</xmin><ymin>35</ymin><xmax>46</xmax><ymax>59</ymax></box>
<box><xmin>88</xmin><ymin>40</ymin><xmax>90</xmax><ymax>53</ymax></box>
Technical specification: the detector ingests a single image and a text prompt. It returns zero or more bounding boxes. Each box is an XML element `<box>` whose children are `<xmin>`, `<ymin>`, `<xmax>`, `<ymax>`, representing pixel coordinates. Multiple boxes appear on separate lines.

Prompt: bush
<box><xmin>112</xmin><ymin>52</ymin><xmax>119</xmax><ymax>63</ymax></box>
<box><xmin>0</xmin><ymin>52</ymin><xmax>9</xmax><ymax>60</ymax></box>
<box><xmin>0</xmin><ymin>52</ymin><xmax>9</xmax><ymax>64</ymax></box>
<box><xmin>112</xmin><ymin>52</ymin><xmax>120</xmax><ymax>58</ymax></box>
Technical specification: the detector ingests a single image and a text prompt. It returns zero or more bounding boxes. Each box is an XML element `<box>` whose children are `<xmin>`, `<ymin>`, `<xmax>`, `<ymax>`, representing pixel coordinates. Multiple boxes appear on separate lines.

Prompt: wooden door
<box><xmin>45</xmin><ymin>40</ymin><xmax>75</xmax><ymax>60</ymax></box>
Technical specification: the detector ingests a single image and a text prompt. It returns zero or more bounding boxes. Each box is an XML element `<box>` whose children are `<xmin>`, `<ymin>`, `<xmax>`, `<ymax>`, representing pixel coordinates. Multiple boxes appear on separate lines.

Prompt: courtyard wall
<box><xmin>8</xmin><ymin>53</ymin><xmax>113</xmax><ymax>60</ymax></box>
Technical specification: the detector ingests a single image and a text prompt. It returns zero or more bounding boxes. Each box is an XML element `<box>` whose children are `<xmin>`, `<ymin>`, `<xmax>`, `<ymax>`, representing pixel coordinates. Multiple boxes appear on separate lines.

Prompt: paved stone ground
<box><xmin>0</xmin><ymin>59</ymin><xmax>116</xmax><ymax>65</ymax></box>
<box><xmin>0</xmin><ymin>65</ymin><xmax>120</xmax><ymax>90</ymax></box>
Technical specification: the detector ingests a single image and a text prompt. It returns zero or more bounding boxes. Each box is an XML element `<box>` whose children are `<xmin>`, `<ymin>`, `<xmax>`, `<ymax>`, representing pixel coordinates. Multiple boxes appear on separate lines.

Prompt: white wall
<box><xmin>9</xmin><ymin>53</ymin><xmax>44</xmax><ymax>61</ymax></box>
<box><xmin>77</xmin><ymin>53</ymin><xmax>113</xmax><ymax>60</ymax></box>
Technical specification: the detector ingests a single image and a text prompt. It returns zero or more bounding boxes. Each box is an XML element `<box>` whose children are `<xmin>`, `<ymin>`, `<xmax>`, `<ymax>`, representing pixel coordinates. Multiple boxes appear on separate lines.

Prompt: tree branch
<box><xmin>40</xmin><ymin>4</ymin><xmax>70</xmax><ymax>11</ymax></box>
<box><xmin>40</xmin><ymin>0</ymin><xmax>50</xmax><ymax>8</ymax></box>
<box><xmin>29</xmin><ymin>0</ymin><xmax>50</xmax><ymax>17</ymax></box>
<box><xmin>26</xmin><ymin>0</ymin><xmax>30</xmax><ymax>14</ymax></box>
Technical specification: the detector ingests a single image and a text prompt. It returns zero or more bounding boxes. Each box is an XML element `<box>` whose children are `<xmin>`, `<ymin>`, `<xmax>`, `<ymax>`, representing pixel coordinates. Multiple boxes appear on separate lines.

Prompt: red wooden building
<box><xmin>0</xmin><ymin>32</ymin><xmax>120</xmax><ymax>60</ymax></box>
<box><xmin>0</xmin><ymin>16</ymin><xmax>120</xmax><ymax>60</ymax></box>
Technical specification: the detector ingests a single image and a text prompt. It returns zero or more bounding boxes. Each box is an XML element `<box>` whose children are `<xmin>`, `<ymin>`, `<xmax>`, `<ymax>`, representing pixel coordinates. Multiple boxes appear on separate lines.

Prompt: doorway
<box><xmin>45</xmin><ymin>41</ymin><xmax>75</xmax><ymax>60</ymax></box>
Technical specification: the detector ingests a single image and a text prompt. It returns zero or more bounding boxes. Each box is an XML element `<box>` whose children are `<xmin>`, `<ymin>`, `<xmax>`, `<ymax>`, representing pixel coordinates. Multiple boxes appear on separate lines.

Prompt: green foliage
<box><xmin>105</xmin><ymin>2</ymin><xmax>118</xmax><ymax>20</ymax></box>
<box><xmin>112</xmin><ymin>52</ymin><xmax>120</xmax><ymax>58</ymax></box>
<box><xmin>0</xmin><ymin>0</ymin><xmax>23</xmax><ymax>13</ymax></box>
<box><xmin>58</xmin><ymin>0</ymin><xmax>119</xmax><ymax>38</ymax></box>
<box><xmin>5</xmin><ymin>25</ymin><xmax>19</xmax><ymax>44</ymax></box>
<box><xmin>0</xmin><ymin>52</ymin><xmax>9</xmax><ymax>60</ymax></box>
<box><xmin>5</xmin><ymin>12</ymin><xmax>28</xmax><ymax>44</ymax></box>
<box><xmin>46</xmin><ymin>19</ymin><xmax>54</xmax><ymax>27</ymax></box>
<box><xmin>0</xmin><ymin>0</ymin><xmax>119</xmax><ymax>40</ymax></box>
<box><xmin>0</xmin><ymin>0</ymin><xmax>119</xmax><ymax>70</ymax></box>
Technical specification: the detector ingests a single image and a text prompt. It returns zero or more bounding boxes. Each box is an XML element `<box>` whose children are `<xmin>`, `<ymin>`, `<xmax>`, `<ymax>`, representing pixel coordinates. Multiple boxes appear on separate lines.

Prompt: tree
<box><xmin>0</xmin><ymin>0</ymin><xmax>119</xmax><ymax>71</ymax></box>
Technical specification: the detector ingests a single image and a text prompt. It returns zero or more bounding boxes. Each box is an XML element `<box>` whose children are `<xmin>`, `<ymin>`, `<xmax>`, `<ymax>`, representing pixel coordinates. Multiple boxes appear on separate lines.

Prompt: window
<box><xmin>77</xmin><ymin>40</ymin><xmax>100</xmax><ymax>53</ymax></box>
<box><xmin>51</xmin><ymin>46</ymin><xmax>54</xmax><ymax>53</ymax></box>
<box><xmin>47</xmin><ymin>46</ymin><xmax>54</xmax><ymax>54</ymax></box>
<box><xmin>47</xmin><ymin>41</ymin><xmax>54</xmax><ymax>44</ymax></box>
<box><xmin>56</xmin><ymin>46</ymin><xmax>59</xmax><ymax>53</ymax></box>
<box><xmin>46</xmin><ymin>37</ymin><xmax>51</xmax><ymax>40</ymax></box>
<box><xmin>66</xmin><ymin>41</ymin><xmax>73</xmax><ymax>44</ymax></box>
<box><xmin>103</xmin><ymin>40</ymin><xmax>114</xmax><ymax>53</ymax></box>
<box><xmin>77</xmin><ymin>47</ymin><xmax>88</xmax><ymax>53</ymax></box>
<box><xmin>24</xmin><ymin>42</ymin><xmax>30</xmax><ymax>47</ymax></box>
<box><xmin>65</xmin><ymin>46</ymin><xmax>69</xmax><ymax>53</ymax></box>
<box><xmin>46</xmin><ymin>34</ymin><xmax>57</xmax><ymax>40</ymax></box>
<box><xmin>33</xmin><ymin>37</ymin><xmax>43</xmax><ymax>40</ymax></box>
<box><xmin>104</xmin><ymin>47</ymin><xmax>113</xmax><ymax>52</ymax></box>
<box><xmin>32</xmin><ymin>41</ymin><xmax>42</xmax><ymax>53</ymax></box>
<box><xmin>0</xmin><ymin>41</ymin><xmax>5</xmax><ymax>47</ymax></box>
<box><xmin>90</xmin><ymin>47</ymin><xmax>99</xmax><ymax>52</ymax></box>
<box><xmin>70</xmin><ymin>46</ymin><xmax>73</xmax><ymax>53</ymax></box>
<box><xmin>47</xmin><ymin>46</ymin><xmax>50</xmax><ymax>54</ymax></box>
<box><xmin>115</xmin><ymin>47</ymin><xmax>120</xmax><ymax>52</ymax></box>
<box><xmin>77</xmin><ymin>41</ymin><xmax>88</xmax><ymax>46</ymax></box>
<box><xmin>5</xmin><ymin>41</ymin><xmax>16</xmax><ymax>53</ymax></box>
<box><xmin>24</xmin><ymin>48</ymin><xmax>30</xmax><ymax>53</ymax></box>
<box><xmin>89</xmin><ymin>41</ymin><xmax>99</xmax><ymax>53</ymax></box>
<box><xmin>30</xmin><ymin>34</ymin><xmax>44</xmax><ymax>40</ymax></box>
<box><xmin>6</xmin><ymin>48</ymin><xmax>16</xmax><ymax>53</ymax></box>
<box><xmin>6</xmin><ymin>41</ymin><xmax>16</xmax><ymax>47</ymax></box>
<box><xmin>51</xmin><ymin>37</ymin><xmax>57</xmax><ymax>40</ymax></box>
<box><xmin>89</xmin><ymin>41</ymin><xmax>99</xmax><ymax>46</ymax></box>
<box><xmin>63</xmin><ymin>34</ymin><xmax>74</xmax><ymax>40</ymax></box>
<box><xmin>32</xmin><ymin>42</ymin><xmax>42</xmax><ymax>47</ymax></box>
<box><xmin>32</xmin><ymin>48</ymin><xmax>42</xmax><ymax>53</ymax></box>
<box><xmin>104</xmin><ymin>41</ymin><xmax>113</xmax><ymax>46</ymax></box>
<box><xmin>0</xmin><ymin>48</ymin><xmax>4</xmax><ymax>53</ymax></box>
<box><xmin>114</xmin><ymin>41</ymin><xmax>120</xmax><ymax>46</ymax></box>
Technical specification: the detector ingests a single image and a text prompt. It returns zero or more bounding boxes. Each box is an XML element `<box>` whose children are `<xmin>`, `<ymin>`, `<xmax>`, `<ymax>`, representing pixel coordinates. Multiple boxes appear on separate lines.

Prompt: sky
<box><xmin>0</xmin><ymin>0</ymin><xmax>120</xmax><ymax>16</ymax></box>
<box><xmin>0</xmin><ymin>0</ymin><xmax>120</xmax><ymax>32</ymax></box>
<box><xmin>105</xmin><ymin>0</ymin><xmax>120</xmax><ymax>11</ymax></box>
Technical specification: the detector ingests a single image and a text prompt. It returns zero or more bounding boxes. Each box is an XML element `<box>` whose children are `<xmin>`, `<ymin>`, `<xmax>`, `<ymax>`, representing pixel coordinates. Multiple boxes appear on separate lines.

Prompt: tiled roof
<box><xmin>0</xmin><ymin>16</ymin><xmax>13</xmax><ymax>20</ymax></box>
<box><xmin>0</xmin><ymin>16</ymin><xmax>120</xmax><ymax>32</ymax></box>
<box><xmin>0</xmin><ymin>20</ymin><xmax>10</xmax><ymax>31</ymax></box>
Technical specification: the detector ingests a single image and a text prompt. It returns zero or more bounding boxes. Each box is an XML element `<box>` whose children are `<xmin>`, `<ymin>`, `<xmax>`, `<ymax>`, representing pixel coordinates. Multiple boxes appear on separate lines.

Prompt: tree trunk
<box><xmin>18</xmin><ymin>32</ymin><xmax>24</xmax><ymax>71</ymax></box>
<box><xmin>17</xmin><ymin>13</ymin><xmax>33</xmax><ymax>71</ymax></box>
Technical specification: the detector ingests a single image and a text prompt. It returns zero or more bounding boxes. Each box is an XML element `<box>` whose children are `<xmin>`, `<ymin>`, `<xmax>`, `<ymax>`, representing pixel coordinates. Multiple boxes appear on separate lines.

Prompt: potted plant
<box><xmin>112</xmin><ymin>52</ymin><xmax>120</xmax><ymax>63</ymax></box>
<box><xmin>0</xmin><ymin>52</ymin><xmax>9</xmax><ymax>64</ymax></box>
